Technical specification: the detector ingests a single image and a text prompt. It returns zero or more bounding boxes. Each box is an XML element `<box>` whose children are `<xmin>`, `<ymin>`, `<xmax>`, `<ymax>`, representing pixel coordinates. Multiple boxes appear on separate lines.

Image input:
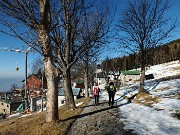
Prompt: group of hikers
<box><xmin>92</xmin><ymin>82</ymin><xmax>116</xmax><ymax>108</ymax></box>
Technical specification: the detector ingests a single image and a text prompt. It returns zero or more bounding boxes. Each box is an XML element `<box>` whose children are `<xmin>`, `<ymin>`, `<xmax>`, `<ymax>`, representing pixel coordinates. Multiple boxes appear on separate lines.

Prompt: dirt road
<box><xmin>68</xmin><ymin>99</ymin><xmax>136</xmax><ymax>135</ymax></box>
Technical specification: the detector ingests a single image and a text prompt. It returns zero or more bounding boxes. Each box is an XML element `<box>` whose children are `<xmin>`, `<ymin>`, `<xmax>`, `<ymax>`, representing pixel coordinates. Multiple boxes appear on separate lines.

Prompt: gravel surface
<box><xmin>68</xmin><ymin>99</ymin><xmax>136</xmax><ymax>135</ymax></box>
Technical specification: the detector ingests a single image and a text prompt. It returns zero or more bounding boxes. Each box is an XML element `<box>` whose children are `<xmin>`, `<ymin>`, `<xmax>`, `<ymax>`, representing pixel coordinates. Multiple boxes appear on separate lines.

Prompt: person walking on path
<box><xmin>107</xmin><ymin>82</ymin><xmax>116</xmax><ymax>108</ymax></box>
<box><xmin>92</xmin><ymin>82</ymin><xmax>100</xmax><ymax>106</ymax></box>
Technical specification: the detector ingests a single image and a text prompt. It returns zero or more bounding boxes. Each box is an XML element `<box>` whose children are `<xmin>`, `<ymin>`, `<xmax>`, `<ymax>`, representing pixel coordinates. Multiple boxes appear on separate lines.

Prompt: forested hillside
<box><xmin>101</xmin><ymin>39</ymin><xmax>180</xmax><ymax>73</ymax></box>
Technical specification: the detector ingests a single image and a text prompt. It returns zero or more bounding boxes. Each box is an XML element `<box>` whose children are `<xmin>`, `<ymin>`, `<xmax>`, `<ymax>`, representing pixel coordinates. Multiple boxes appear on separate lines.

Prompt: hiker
<box><xmin>93</xmin><ymin>82</ymin><xmax>100</xmax><ymax>106</ymax></box>
<box><xmin>107</xmin><ymin>82</ymin><xmax>116</xmax><ymax>107</ymax></box>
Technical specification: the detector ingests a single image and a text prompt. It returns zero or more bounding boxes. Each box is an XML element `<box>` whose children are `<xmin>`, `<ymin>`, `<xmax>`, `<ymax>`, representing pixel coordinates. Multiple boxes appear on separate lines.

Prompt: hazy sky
<box><xmin>0</xmin><ymin>0</ymin><xmax>180</xmax><ymax>78</ymax></box>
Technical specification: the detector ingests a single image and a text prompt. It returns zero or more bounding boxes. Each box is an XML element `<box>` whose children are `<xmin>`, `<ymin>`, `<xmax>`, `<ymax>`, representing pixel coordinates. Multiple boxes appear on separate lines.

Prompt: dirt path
<box><xmin>67</xmin><ymin>99</ymin><xmax>136</xmax><ymax>135</ymax></box>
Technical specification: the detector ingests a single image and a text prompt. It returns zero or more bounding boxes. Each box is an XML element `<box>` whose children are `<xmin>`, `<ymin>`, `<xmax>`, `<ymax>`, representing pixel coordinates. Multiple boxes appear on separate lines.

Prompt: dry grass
<box><xmin>172</xmin><ymin>66</ymin><xmax>180</xmax><ymax>71</ymax></box>
<box><xmin>171</xmin><ymin>111</ymin><xmax>180</xmax><ymax>120</ymax></box>
<box><xmin>133</xmin><ymin>92</ymin><xmax>160</xmax><ymax>107</ymax></box>
<box><xmin>172</xmin><ymin>94</ymin><xmax>180</xmax><ymax>99</ymax></box>
<box><xmin>0</xmin><ymin>97</ymin><xmax>91</xmax><ymax>135</ymax></box>
<box><xmin>154</xmin><ymin>108</ymin><xmax>164</xmax><ymax>111</ymax></box>
<box><xmin>152</xmin><ymin>86</ymin><xmax>171</xmax><ymax>92</ymax></box>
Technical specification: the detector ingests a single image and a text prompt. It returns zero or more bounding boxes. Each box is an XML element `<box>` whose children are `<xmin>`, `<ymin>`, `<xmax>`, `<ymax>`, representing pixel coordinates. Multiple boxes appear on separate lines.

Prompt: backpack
<box><xmin>93</xmin><ymin>86</ymin><xmax>99</xmax><ymax>96</ymax></box>
<box><xmin>109</xmin><ymin>85</ymin><xmax>115</xmax><ymax>92</ymax></box>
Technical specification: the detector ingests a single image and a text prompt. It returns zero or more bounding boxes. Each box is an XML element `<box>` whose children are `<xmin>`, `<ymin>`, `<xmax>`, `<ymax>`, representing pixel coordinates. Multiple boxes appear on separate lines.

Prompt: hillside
<box><xmin>0</xmin><ymin>60</ymin><xmax>179</xmax><ymax>135</ymax></box>
<box><xmin>100</xmin><ymin>60</ymin><xmax>180</xmax><ymax>135</ymax></box>
<box><xmin>0</xmin><ymin>98</ymin><xmax>91</xmax><ymax>135</ymax></box>
<box><xmin>145</xmin><ymin>60</ymin><xmax>180</xmax><ymax>79</ymax></box>
<box><xmin>101</xmin><ymin>38</ymin><xmax>180</xmax><ymax>72</ymax></box>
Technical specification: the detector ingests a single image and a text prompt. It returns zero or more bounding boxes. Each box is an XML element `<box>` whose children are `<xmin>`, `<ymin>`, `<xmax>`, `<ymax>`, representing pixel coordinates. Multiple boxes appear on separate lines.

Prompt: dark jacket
<box><xmin>107</xmin><ymin>85</ymin><xmax>116</xmax><ymax>94</ymax></box>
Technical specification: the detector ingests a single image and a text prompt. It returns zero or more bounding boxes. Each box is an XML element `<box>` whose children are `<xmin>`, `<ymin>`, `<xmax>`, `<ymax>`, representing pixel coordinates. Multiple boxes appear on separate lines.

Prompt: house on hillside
<box><xmin>73</xmin><ymin>79</ymin><xmax>85</xmax><ymax>89</ymax></box>
<box><xmin>0</xmin><ymin>92</ymin><xmax>25</xmax><ymax>114</ymax></box>
<box><xmin>108</xmin><ymin>71</ymin><xmax>120</xmax><ymax>81</ymax></box>
<box><xmin>94</xmin><ymin>72</ymin><xmax>106</xmax><ymax>85</ymax></box>
<box><xmin>22</xmin><ymin>75</ymin><xmax>44</xmax><ymax>97</ymax></box>
<box><xmin>30</xmin><ymin>96</ymin><xmax>47</xmax><ymax>112</ymax></box>
<box><xmin>0</xmin><ymin>100</ymin><xmax>24</xmax><ymax>114</ymax></box>
<box><xmin>26</xmin><ymin>75</ymin><xmax>42</xmax><ymax>90</ymax></box>
<box><xmin>120</xmin><ymin>70</ymin><xmax>141</xmax><ymax>86</ymax></box>
<box><xmin>11</xmin><ymin>89</ymin><xmax>22</xmax><ymax>97</ymax></box>
<box><xmin>58</xmin><ymin>88</ymin><xmax>81</xmax><ymax>107</ymax></box>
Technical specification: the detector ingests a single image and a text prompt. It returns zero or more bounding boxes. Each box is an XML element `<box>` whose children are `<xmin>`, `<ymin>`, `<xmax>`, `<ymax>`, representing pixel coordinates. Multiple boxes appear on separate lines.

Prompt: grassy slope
<box><xmin>0</xmin><ymin>97</ymin><xmax>91</xmax><ymax>135</ymax></box>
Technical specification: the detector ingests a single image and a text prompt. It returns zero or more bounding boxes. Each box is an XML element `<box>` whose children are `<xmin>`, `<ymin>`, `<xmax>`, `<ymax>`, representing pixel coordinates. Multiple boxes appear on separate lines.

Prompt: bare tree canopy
<box><xmin>31</xmin><ymin>57</ymin><xmax>44</xmax><ymax>74</ymax></box>
<box><xmin>0</xmin><ymin>0</ymin><xmax>41</xmax><ymax>52</ymax></box>
<box><xmin>49</xmin><ymin>0</ymin><xmax>112</xmax><ymax>108</ymax></box>
<box><xmin>116</xmin><ymin>0</ymin><xmax>177</xmax><ymax>93</ymax></box>
<box><xmin>0</xmin><ymin>0</ymin><xmax>112</xmax><ymax>122</ymax></box>
<box><xmin>0</xmin><ymin>0</ymin><xmax>59</xmax><ymax>123</ymax></box>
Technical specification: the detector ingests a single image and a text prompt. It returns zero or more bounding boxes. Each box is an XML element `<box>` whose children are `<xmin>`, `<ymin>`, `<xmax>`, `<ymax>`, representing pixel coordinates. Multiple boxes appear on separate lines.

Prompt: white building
<box><xmin>58</xmin><ymin>88</ymin><xmax>81</xmax><ymax>107</ymax></box>
<box><xmin>119</xmin><ymin>70</ymin><xmax>141</xmax><ymax>86</ymax></box>
<box><xmin>94</xmin><ymin>72</ymin><xmax>106</xmax><ymax>85</ymax></box>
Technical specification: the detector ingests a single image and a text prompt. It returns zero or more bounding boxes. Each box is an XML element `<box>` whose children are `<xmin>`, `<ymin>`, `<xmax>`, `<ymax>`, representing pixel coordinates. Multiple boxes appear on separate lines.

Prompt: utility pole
<box><xmin>24</xmin><ymin>47</ymin><xmax>31</xmax><ymax>109</ymax></box>
<box><xmin>0</xmin><ymin>47</ymin><xmax>31</xmax><ymax>110</ymax></box>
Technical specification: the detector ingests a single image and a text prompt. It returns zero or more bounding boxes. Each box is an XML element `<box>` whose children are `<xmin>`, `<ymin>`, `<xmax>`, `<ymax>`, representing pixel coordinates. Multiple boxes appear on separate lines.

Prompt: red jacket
<box><xmin>93</xmin><ymin>86</ymin><xmax>100</xmax><ymax>96</ymax></box>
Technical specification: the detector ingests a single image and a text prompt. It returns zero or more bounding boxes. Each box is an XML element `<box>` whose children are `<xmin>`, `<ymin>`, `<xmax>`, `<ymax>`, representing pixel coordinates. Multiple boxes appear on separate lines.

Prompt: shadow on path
<box><xmin>61</xmin><ymin>106</ymin><xmax>110</xmax><ymax>122</ymax></box>
<box><xmin>61</xmin><ymin>100</ymin><xmax>130</xmax><ymax>122</ymax></box>
<box><xmin>79</xmin><ymin>101</ymin><xmax>109</xmax><ymax>109</ymax></box>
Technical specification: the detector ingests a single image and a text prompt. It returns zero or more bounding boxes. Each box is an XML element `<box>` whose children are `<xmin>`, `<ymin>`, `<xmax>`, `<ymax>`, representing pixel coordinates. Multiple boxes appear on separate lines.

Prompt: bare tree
<box><xmin>72</xmin><ymin>56</ymin><xmax>97</xmax><ymax>97</ymax></box>
<box><xmin>83</xmin><ymin>53</ymin><xmax>97</xmax><ymax>97</ymax></box>
<box><xmin>101</xmin><ymin>56</ymin><xmax>111</xmax><ymax>84</ymax></box>
<box><xmin>50</xmin><ymin>0</ymin><xmax>111</xmax><ymax>107</ymax></box>
<box><xmin>11</xmin><ymin>83</ymin><xmax>18</xmax><ymax>90</ymax></box>
<box><xmin>0</xmin><ymin>0</ymin><xmax>112</xmax><ymax>120</ymax></box>
<box><xmin>116</xmin><ymin>0</ymin><xmax>177</xmax><ymax>93</ymax></box>
<box><xmin>80</xmin><ymin>2</ymin><xmax>112</xmax><ymax>97</ymax></box>
<box><xmin>31</xmin><ymin>57</ymin><xmax>44</xmax><ymax>74</ymax></box>
<box><xmin>79</xmin><ymin>52</ymin><xmax>99</xmax><ymax>97</ymax></box>
<box><xmin>0</xmin><ymin>0</ymin><xmax>59</xmax><ymax>122</ymax></box>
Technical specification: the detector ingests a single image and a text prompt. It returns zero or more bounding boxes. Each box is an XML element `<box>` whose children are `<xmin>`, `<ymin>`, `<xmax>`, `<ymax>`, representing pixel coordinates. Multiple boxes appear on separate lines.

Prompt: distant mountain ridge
<box><xmin>0</xmin><ymin>77</ymin><xmax>24</xmax><ymax>92</ymax></box>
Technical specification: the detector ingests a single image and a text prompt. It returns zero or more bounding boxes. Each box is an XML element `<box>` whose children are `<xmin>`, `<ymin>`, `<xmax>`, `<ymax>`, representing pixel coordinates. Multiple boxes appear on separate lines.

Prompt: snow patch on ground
<box><xmin>100</xmin><ymin>61</ymin><xmax>180</xmax><ymax>135</ymax></box>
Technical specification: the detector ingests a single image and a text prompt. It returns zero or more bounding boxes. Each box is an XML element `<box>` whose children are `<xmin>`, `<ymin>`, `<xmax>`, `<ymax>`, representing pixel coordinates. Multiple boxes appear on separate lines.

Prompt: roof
<box><xmin>75</xmin><ymin>80</ymin><xmax>84</xmax><ymax>84</ymax></box>
<box><xmin>58</xmin><ymin>88</ymin><xmax>80</xmax><ymax>96</ymax></box>
<box><xmin>22</xmin><ymin>74</ymin><xmax>40</xmax><ymax>82</ymax></box>
<box><xmin>121</xmin><ymin>70</ymin><xmax>140</xmax><ymax>75</ymax></box>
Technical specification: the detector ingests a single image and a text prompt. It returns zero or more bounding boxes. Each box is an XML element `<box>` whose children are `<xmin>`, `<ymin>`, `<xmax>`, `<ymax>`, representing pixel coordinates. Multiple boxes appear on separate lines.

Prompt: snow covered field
<box><xmin>100</xmin><ymin>60</ymin><xmax>180</xmax><ymax>135</ymax></box>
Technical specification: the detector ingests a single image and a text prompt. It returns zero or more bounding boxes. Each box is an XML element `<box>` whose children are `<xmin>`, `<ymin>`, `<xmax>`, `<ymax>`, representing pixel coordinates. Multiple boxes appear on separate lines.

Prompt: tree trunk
<box><xmin>63</xmin><ymin>68</ymin><xmax>76</xmax><ymax>109</ymax></box>
<box><xmin>139</xmin><ymin>66</ymin><xmax>146</xmax><ymax>93</ymax></box>
<box><xmin>139</xmin><ymin>48</ymin><xmax>147</xmax><ymax>93</ymax></box>
<box><xmin>39</xmin><ymin>0</ymin><xmax>59</xmax><ymax>122</ymax></box>
<box><xmin>44</xmin><ymin>58</ymin><xmax>59</xmax><ymax>122</ymax></box>
<box><xmin>84</xmin><ymin>67</ymin><xmax>89</xmax><ymax>97</ymax></box>
<box><xmin>84</xmin><ymin>54</ymin><xmax>89</xmax><ymax>97</ymax></box>
<box><xmin>39</xmin><ymin>27</ymin><xmax>59</xmax><ymax>122</ymax></box>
